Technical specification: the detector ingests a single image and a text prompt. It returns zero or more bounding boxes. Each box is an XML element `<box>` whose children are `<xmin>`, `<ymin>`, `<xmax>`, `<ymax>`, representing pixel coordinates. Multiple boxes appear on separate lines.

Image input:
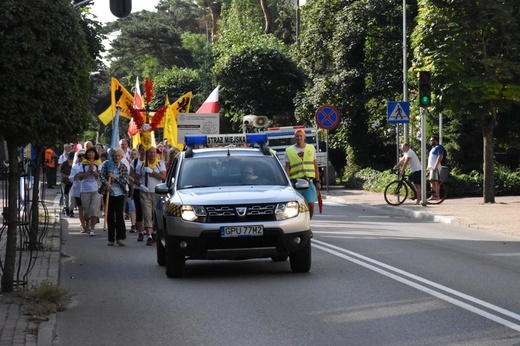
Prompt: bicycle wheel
<box><xmin>428</xmin><ymin>182</ymin><xmax>448</xmax><ymax>204</ymax></box>
<box><xmin>384</xmin><ymin>180</ymin><xmax>408</xmax><ymax>206</ymax></box>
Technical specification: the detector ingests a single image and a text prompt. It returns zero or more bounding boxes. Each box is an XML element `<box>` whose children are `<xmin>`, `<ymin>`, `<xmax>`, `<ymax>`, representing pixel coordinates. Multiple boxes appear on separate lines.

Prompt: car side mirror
<box><xmin>293</xmin><ymin>178</ymin><xmax>310</xmax><ymax>190</ymax></box>
<box><xmin>155</xmin><ymin>182</ymin><xmax>169</xmax><ymax>195</ymax></box>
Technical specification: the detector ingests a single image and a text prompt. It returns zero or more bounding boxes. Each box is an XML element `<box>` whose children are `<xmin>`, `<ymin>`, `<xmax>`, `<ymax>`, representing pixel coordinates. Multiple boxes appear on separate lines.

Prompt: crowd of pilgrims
<box><xmin>56</xmin><ymin>139</ymin><xmax>180</xmax><ymax>247</ymax></box>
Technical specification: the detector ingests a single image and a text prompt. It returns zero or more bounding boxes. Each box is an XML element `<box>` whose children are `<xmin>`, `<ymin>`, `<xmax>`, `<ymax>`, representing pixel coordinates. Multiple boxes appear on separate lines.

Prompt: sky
<box><xmin>90</xmin><ymin>0</ymin><xmax>160</xmax><ymax>24</ymax></box>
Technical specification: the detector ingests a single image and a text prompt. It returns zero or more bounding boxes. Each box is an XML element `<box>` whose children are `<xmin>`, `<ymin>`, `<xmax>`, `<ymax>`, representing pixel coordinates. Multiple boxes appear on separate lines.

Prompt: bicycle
<box><xmin>384</xmin><ymin>168</ymin><xmax>447</xmax><ymax>206</ymax></box>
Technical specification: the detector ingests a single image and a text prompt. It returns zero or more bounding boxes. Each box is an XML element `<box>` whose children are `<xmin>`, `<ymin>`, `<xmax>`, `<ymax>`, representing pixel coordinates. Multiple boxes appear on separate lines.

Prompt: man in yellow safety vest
<box><xmin>284</xmin><ymin>128</ymin><xmax>321</xmax><ymax>219</ymax></box>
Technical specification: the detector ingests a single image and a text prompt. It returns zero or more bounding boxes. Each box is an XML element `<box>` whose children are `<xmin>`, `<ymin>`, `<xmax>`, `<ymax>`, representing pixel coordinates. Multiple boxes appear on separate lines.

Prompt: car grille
<box><xmin>204</xmin><ymin>204</ymin><xmax>277</xmax><ymax>223</ymax></box>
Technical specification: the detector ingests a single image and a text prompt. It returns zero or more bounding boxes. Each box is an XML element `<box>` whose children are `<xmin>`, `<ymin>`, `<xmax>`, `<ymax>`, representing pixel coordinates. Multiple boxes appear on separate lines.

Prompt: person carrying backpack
<box><xmin>427</xmin><ymin>135</ymin><xmax>446</xmax><ymax>201</ymax></box>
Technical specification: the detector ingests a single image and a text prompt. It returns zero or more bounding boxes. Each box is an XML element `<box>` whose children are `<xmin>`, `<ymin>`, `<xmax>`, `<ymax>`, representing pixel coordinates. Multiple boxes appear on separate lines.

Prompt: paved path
<box><xmin>0</xmin><ymin>186</ymin><xmax>519</xmax><ymax>345</ymax></box>
<box><xmin>324</xmin><ymin>187</ymin><xmax>520</xmax><ymax>238</ymax></box>
<box><xmin>0</xmin><ymin>187</ymin><xmax>61</xmax><ymax>346</ymax></box>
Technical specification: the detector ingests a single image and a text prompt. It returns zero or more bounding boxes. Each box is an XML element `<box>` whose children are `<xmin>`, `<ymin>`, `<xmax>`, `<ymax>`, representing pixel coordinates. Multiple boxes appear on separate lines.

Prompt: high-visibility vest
<box><xmin>285</xmin><ymin>145</ymin><xmax>315</xmax><ymax>179</ymax></box>
<box><xmin>44</xmin><ymin>149</ymin><xmax>55</xmax><ymax>168</ymax></box>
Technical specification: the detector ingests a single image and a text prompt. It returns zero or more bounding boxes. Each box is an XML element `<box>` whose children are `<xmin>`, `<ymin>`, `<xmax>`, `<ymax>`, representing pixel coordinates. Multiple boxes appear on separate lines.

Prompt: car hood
<box><xmin>177</xmin><ymin>185</ymin><xmax>302</xmax><ymax>205</ymax></box>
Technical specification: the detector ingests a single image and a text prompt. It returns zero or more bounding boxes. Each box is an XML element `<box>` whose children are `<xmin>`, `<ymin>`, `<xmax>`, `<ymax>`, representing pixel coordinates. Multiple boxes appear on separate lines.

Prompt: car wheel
<box><xmin>156</xmin><ymin>232</ymin><xmax>166</xmax><ymax>266</ymax></box>
<box><xmin>271</xmin><ymin>255</ymin><xmax>288</xmax><ymax>262</ymax></box>
<box><xmin>289</xmin><ymin>239</ymin><xmax>311</xmax><ymax>273</ymax></box>
<box><xmin>165</xmin><ymin>236</ymin><xmax>185</xmax><ymax>278</ymax></box>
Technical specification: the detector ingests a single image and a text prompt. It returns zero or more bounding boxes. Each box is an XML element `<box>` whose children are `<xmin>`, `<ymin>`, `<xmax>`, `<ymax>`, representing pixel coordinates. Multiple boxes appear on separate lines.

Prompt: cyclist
<box><xmin>427</xmin><ymin>135</ymin><xmax>445</xmax><ymax>201</ymax></box>
<box><xmin>393</xmin><ymin>143</ymin><xmax>422</xmax><ymax>204</ymax></box>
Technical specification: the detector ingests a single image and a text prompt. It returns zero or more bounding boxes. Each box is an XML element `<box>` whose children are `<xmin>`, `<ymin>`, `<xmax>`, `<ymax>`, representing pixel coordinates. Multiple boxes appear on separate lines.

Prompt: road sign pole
<box><xmin>396</xmin><ymin>125</ymin><xmax>400</xmax><ymax>164</ymax></box>
<box><xmin>325</xmin><ymin>129</ymin><xmax>329</xmax><ymax>193</ymax></box>
<box><xmin>421</xmin><ymin>107</ymin><xmax>427</xmax><ymax>206</ymax></box>
<box><xmin>315</xmin><ymin>104</ymin><xmax>340</xmax><ymax>193</ymax></box>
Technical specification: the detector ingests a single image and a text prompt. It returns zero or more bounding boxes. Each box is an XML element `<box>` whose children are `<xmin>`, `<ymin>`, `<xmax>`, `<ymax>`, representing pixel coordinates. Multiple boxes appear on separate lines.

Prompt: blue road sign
<box><xmin>387</xmin><ymin>102</ymin><xmax>410</xmax><ymax>124</ymax></box>
<box><xmin>315</xmin><ymin>105</ymin><xmax>340</xmax><ymax>130</ymax></box>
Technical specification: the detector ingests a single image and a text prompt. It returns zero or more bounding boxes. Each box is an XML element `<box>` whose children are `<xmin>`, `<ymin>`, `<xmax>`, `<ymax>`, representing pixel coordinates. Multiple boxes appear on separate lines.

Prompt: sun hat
<box><xmin>294</xmin><ymin>129</ymin><xmax>306</xmax><ymax>137</ymax></box>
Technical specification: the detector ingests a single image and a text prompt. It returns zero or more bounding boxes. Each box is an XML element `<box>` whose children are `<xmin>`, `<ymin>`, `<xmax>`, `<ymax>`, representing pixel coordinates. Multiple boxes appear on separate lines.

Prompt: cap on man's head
<box><xmin>294</xmin><ymin>129</ymin><xmax>306</xmax><ymax>137</ymax></box>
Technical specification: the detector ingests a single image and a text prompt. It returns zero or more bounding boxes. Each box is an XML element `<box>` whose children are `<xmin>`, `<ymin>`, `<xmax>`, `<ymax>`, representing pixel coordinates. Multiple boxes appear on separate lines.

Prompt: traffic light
<box><xmin>110</xmin><ymin>0</ymin><xmax>132</xmax><ymax>18</ymax></box>
<box><xmin>419</xmin><ymin>71</ymin><xmax>432</xmax><ymax>107</ymax></box>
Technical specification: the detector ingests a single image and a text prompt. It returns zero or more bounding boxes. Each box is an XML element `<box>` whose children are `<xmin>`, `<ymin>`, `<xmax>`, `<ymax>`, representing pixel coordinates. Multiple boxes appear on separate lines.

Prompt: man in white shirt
<box><xmin>58</xmin><ymin>143</ymin><xmax>73</xmax><ymax>166</ymax></box>
<box><xmin>58</xmin><ymin>143</ymin><xmax>73</xmax><ymax>209</ymax></box>
<box><xmin>119</xmin><ymin>138</ymin><xmax>131</xmax><ymax>163</ymax></box>
<box><xmin>427</xmin><ymin>135</ymin><xmax>445</xmax><ymax>201</ymax></box>
<box><xmin>394</xmin><ymin>143</ymin><xmax>422</xmax><ymax>204</ymax></box>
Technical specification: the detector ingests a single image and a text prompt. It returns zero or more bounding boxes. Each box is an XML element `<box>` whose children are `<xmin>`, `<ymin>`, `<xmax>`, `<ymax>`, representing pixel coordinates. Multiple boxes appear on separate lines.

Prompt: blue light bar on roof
<box><xmin>185</xmin><ymin>135</ymin><xmax>207</xmax><ymax>147</ymax></box>
<box><xmin>185</xmin><ymin>133</ymin><xmax>267</xmax><ymax>147</ymax></box>
<box><xmin>246</xmin><ymin>133</ymin><xmax>267</xmax><ymax>145</ymax></box>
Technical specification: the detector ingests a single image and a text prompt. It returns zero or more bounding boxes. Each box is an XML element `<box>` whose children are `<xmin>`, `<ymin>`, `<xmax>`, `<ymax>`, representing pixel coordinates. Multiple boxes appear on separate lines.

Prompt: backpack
<box><xmin>439</xmin><ymin>144</ymin><xmax>448</xmax><ymax>166</ymax></box>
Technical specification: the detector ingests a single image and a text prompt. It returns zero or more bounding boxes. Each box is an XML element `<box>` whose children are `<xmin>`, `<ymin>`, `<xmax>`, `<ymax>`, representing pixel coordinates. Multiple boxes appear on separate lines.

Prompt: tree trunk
<box><xmin>1</xmin><ymin>142</ymin><xmax>20</xmax><ymax>292</ymax></box>
<box><xmin>207</xmin><ymin>0</ymin><xmax>218</xmax><ymax>43</ymax></box>
<box><xmin>481</xmin><ymin>113</ymin><xmax>495</xmax><ymax>204</ymax></box>
<box><xmin>259</xmin><ymin>0</ymin><xmax>271</xmax><ymax>34</ymax></box>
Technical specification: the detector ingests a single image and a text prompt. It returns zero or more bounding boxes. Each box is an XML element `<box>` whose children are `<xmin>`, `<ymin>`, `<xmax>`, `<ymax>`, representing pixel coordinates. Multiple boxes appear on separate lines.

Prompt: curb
<box><xmin>36</xmin><ymin>194</ymin><xmax>62</xmax><ymax>346</ymax></box>
<box><xmin>324</xmin><ymin>194</ymin><xmax>456</xmax><ymax>225</ymax></box>
<box><xmin>37</xmin><ymin>314</ymin><xmax>55</xmax><ymax>346</ymax></box>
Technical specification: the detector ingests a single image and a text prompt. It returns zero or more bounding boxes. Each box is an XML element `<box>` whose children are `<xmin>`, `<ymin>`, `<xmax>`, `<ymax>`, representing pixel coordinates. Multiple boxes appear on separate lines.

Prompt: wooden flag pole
<box><xmin>103</xmin><ymin>177</ymin><xmax>112</xmax><ymax>231</ymax></box>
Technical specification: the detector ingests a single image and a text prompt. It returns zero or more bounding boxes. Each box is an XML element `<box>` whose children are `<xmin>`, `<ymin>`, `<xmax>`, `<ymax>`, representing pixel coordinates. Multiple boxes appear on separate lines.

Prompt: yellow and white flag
<box><xmin>111</xmin><ymin>77</ymin><xmax>134</xmax><ymax>120</ymax></box>
<box><xmin>163</xmin><ymin>92</ymin><xmax>192</xmax><ymax>150</ymax></box>
<box><xmin>98</xmin><ymin>78</ymin><xmax>135</xmax><ymax>125</ymax></box>
<box><xmin>98</xmin><ymin>106</ymin><xmax>113</xmax><ymax>126</ymax></box>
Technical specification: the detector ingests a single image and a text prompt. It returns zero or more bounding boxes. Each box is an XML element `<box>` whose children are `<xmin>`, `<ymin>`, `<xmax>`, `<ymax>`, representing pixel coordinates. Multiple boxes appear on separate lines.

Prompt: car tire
<box><xmin>289</xmin><ymin>239</ymin><xmax>311</xmax><ymax>273</ymax></box>
<box><xmin>271</xmin><ymin>255</ymin><xmax>288</xmax><ymax>262</ymax></box>
<box><xmin>165</xmin><ymin>236</ymin><xmax>185</xmax><ymax>278</ymax></box>
<box><xmin>156</xmin><ymin>233</ymin><xmax>166</xmax><ymax>266</ymax></box>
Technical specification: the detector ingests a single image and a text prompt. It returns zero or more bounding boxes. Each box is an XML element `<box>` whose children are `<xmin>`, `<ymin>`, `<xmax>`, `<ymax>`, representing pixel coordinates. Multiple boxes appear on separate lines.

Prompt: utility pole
<box><xmin>402</xmin><ymin>0</ymin><xmax>409</xmax><ymax>144</ymax></box>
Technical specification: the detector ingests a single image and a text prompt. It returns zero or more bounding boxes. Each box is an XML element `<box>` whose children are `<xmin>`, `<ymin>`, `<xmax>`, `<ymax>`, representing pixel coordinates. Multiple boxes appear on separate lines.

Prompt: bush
<box><xmin>447</xmin><ymin>169</ymin><xmax>482</xmax><ymax>198</ymax></box>
<box><xmin>494</xmin><ymin>165</ymin><xmax>520</xmax><ymax>195</ymax></box>
<box><xmin>344</xmin><ymin>167</ymin><xmax>395</xmax><ymax>193</ymax></box>
<box><xmin>343</xmin><ymin>165</ymin><xmax>520</xmax><ymax>197</ymax></box>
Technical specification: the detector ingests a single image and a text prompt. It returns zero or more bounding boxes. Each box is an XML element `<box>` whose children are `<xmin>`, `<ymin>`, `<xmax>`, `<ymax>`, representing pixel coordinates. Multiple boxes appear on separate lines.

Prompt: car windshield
<box><xmin>178</xmin><ymin>155</ymin><xmax>288</xmax><ymax>189</ymax></box>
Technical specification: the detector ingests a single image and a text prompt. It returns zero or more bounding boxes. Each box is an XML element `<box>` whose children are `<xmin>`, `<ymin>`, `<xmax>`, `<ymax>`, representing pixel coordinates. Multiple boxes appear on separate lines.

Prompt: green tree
<box><xmin>297</xmin><ymin>0</ymin><xmax>417</xmax><ymax>170</ymax></box>
<box><xmin>0</xmin><ymin>0</ymin><xmax>93</xmax><ymax>292</ymax></box>
<box><xmin>192</xmin><ymin>0</ymin><xmax>224</xmax><ymax>44</ymax></box>
<box><xmin>105</xmin><ymin>0</ymin><xmax>206</xmax><ymax>77</ymax></box>
<box><xmin>214</xmin><ymin>0</ymin><xmax>304</xmax><ymax>127</ymax></box>
<box><xmin>411</xmin><ymin>0</ymin><xmax>520</xmax><ymax>203</ymax></box>
<box><xmin>152</xmin><ymin>67</ymin><xmax>202</xmax><ymax>110</ymax></box>
<box><xmin>214</xmin><ymin>32</ymin><xmax>304</xmax><ymax>127</ymax></box>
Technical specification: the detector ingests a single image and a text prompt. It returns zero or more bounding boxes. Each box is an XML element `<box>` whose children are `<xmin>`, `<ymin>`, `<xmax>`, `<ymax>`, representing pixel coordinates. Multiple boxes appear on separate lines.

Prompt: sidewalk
<box><xmin>1</xmin><ymin>186</ymin><xmax>519</xmax><ymax>345</ymax></box>
<box><xmin>324</xmin><ymin>186</ymin><xmax>520</xmax><ymax>238</ymax></box>
<box><xmin>0</xmin><ymin>187</ymin><xmax>61</xmax><ymax>346</ymax></box>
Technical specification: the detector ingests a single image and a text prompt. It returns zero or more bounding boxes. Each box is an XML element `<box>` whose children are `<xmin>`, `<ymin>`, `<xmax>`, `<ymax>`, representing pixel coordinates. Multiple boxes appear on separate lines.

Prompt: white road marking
<box><xmin>357</xmin><ymin>215</ymin><xmax>392</xmax><ymax>218</ymax></box>
<box><xmin>312</xmin><ymin>239</ymin><xmax>520</xmax><ymax>332</ymax></box>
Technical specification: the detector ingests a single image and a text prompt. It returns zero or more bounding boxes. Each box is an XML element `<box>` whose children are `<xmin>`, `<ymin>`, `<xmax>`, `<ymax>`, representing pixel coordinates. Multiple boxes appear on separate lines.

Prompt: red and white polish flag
<box><xmin>196</xmin><ymin>86</ymin><xmax>219</xmax><ymax>114</ymax></box>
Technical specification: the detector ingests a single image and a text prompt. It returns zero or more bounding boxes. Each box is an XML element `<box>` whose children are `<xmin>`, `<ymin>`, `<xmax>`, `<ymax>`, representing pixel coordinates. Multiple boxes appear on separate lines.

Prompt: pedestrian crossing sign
<box><xmin>387</xmin><ymin>101</ymin><xmax>410</xmax><ymax>124</ymax></box>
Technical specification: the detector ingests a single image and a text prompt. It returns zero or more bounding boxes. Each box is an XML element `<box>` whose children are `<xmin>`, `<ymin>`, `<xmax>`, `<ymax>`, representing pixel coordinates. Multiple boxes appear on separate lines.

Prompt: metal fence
<box><xmin>0</xmin><ymin>161</ymin><xmax>51</xmax><ymax>288</ymax></box>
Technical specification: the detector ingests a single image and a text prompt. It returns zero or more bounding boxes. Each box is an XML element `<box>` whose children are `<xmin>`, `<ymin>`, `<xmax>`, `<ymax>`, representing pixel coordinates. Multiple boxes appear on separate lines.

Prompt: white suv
<box><xmin>154</xmin><ymin>134</ymin><xmax>312</xmax><ymax>278</ymax></box>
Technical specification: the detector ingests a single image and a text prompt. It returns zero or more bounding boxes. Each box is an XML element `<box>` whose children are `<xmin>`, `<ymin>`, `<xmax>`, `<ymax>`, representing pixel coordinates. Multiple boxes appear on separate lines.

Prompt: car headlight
<box><xmin>275</xmin><ymin>201</ymin><xmax>300</xmax><ymax>220</ymax></box>
<box><xmin>181</xmin><ymin>205</ymin><xmax>207</xmax><ymax>222</ymax></box>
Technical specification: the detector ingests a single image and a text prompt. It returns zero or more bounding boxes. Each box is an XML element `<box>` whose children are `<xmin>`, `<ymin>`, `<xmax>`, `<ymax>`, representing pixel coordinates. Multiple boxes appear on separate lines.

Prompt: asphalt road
<box><xmin>54</xmin><ymin>199</ymin><xmax>520</xmax><ymax>345</ymax></box>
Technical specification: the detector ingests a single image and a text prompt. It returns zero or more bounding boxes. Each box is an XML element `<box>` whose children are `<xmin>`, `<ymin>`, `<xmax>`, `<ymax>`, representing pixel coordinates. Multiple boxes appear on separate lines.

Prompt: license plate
<box><xmin>220</xmin><ymin>225</ymin><xmax>264</xmax><ymax>238</ymax></box>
